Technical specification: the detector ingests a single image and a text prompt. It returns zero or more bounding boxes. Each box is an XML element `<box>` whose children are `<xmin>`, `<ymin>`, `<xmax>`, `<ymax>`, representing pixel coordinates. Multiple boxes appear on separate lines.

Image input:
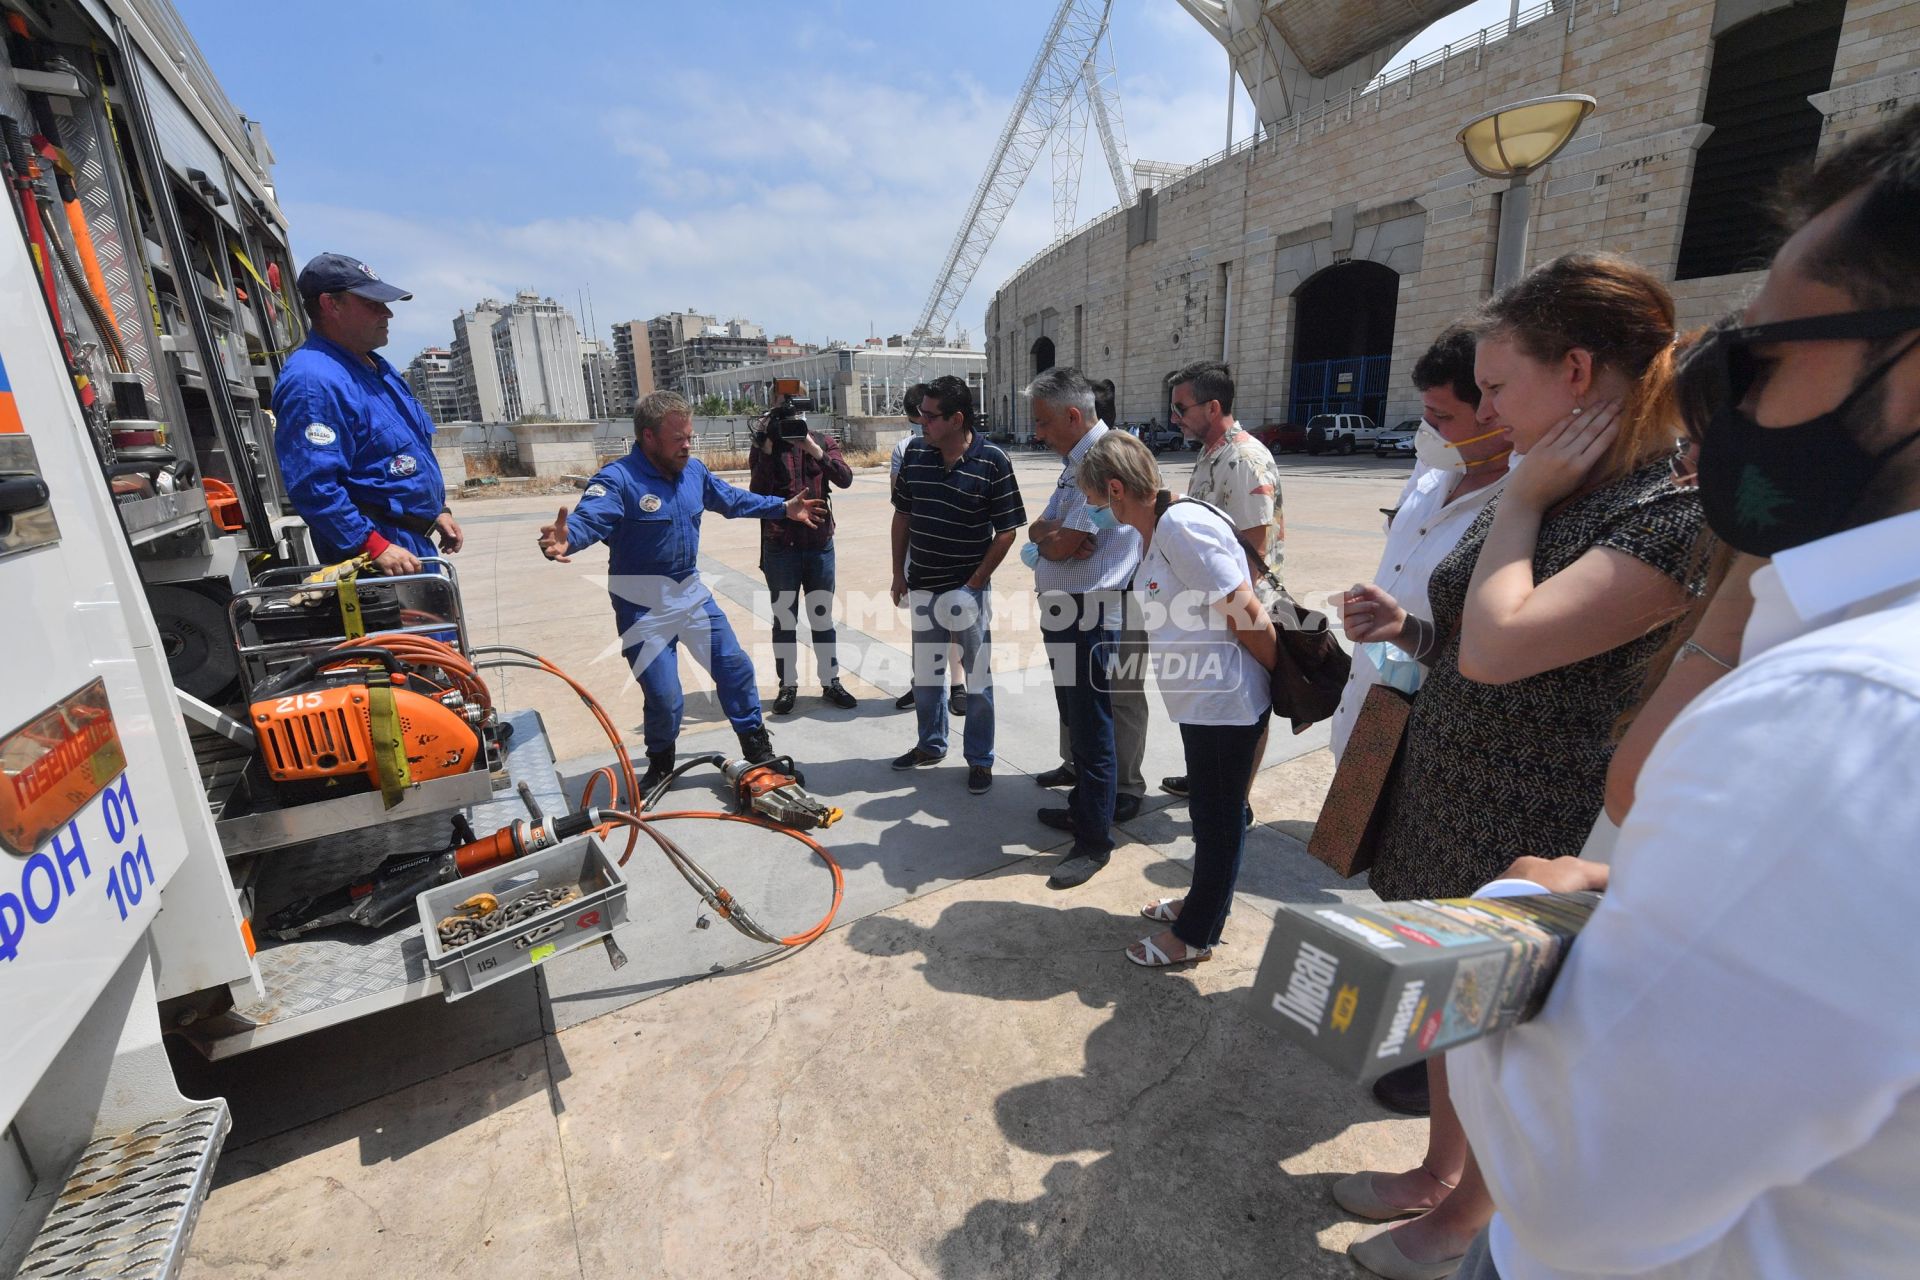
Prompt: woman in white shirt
<box><xmin>1076</xmin><ymin>431</ymin><xmax>1276</xmax><ymax>967</ymax></box>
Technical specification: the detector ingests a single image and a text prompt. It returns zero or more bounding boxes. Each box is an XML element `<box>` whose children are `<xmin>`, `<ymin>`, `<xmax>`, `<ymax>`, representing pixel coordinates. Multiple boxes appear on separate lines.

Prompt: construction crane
<box><xmin>903</xmin><ymin>0</ymin><xmax>1132</xmax><ymax>378</ymax></box>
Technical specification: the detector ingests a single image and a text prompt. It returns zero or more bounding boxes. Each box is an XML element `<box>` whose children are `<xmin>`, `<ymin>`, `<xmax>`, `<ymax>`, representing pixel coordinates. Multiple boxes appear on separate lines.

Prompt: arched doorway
<box><xmin>1676</xmin><ymin>0</ymin><xmax>1846</xmax><ymax>279</ymax></box>
<box><xmin>1289</xmin><ymin>260</ymin><xmax>1399</xmax><ymax>426</ymax></box>
<box><xmin>1030</xmin><ymin>336</ymin><xmax>1056</xmax><ymax>377</ymax></box>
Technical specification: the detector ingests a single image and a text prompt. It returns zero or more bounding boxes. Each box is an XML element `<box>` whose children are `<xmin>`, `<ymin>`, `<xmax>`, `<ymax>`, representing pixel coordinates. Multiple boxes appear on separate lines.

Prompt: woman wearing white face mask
<box><xmin>1328</xmin><ymin>330</ymin><xmax>1513</xmax><ymax>759</ymax></box>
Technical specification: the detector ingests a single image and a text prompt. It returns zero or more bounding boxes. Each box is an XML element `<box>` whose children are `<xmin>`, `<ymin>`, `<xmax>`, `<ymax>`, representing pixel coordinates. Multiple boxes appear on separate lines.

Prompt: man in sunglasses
<box><xmin>1440</xmin><ymin>106</ymin><xmax>1920</xmax><ymax>1278</ymax></box>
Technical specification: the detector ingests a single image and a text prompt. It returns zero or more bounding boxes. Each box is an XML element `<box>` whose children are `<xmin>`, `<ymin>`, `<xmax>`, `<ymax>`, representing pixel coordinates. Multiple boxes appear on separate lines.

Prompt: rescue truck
<box><xmin>0</xmin><ymin>3</ymin><xmax>586</xmax><ymax>1270</ymax></box>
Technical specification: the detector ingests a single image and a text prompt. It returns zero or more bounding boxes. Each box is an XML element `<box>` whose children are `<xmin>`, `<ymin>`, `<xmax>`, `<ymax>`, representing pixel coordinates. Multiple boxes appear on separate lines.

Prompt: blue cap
<box><xmin>295</xmin><ymin>252</ymin><xmax>412</xmax><ymax>303</ymax></box>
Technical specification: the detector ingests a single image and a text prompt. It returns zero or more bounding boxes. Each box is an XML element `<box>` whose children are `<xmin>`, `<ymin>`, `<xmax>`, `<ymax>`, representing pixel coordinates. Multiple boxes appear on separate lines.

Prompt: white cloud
<box><xmin>308</xmin><ymin>8</ymin><xmax>1416</xmax><ymax>365</ymax></box>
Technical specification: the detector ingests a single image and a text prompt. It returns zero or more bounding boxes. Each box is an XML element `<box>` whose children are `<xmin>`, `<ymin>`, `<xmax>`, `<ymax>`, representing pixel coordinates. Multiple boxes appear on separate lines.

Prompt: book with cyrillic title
<box><xmin>1248</xmin><ymin>892</ymin><xmax>1600</xmax><ymax>1081</ymax></box>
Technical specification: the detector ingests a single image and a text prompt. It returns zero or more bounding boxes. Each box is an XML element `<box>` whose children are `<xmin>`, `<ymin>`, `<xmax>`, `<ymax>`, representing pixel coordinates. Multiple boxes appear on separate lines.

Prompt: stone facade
<box><xmin>986</xmin><ymin>0</ymin><xmax>1920</xmax><ymax>438</ymax></box>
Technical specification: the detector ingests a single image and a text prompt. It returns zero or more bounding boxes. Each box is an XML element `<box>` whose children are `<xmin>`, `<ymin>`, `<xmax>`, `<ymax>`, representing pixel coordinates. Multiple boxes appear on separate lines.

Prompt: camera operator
<box><xmin>750</xmin><ymin>382</ymin><xmax>857</xmax><ymax>713</ymax></box>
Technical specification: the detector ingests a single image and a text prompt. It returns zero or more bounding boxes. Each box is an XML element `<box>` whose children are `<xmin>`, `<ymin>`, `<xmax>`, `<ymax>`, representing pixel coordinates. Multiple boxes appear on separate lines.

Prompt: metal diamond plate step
<box><xmin>18</xmin><ymin>1101</ymin><xmax>229</xmax><ymax>1280</ymax></box>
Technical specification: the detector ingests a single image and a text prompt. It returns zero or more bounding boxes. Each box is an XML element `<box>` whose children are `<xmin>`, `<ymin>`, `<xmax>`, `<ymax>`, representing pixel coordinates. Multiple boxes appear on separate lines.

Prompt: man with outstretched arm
<box><xmin>539</xmin><ymin>390</ymin><xmax>824</xmax><ymax>793</ymax></box>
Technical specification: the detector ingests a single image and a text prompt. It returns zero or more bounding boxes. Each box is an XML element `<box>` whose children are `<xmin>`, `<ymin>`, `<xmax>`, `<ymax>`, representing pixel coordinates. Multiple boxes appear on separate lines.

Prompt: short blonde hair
<box><xmin>635</xmin><ymin>390</ymin><xmax>691</xmax><ymax>436</ymax></box>
<box><xmin>1077</xmin><ymin>430</ymin><xmax>1160</xmax><ymax>501</ymax></box>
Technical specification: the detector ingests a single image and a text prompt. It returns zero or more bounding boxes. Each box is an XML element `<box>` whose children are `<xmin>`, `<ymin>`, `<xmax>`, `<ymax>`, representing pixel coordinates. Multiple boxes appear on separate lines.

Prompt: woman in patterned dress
<box><xmin>1333</xmin><ymin>254</ymin><xmax>1709</xmax><ymax>1280</ymax></box>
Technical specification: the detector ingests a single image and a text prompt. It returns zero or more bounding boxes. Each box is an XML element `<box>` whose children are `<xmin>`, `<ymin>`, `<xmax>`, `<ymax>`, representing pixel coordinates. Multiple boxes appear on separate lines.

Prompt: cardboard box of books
<box><xmin>1249</xmin><ymin>892</ymin><xmax>1600</xmax><ymax>1082</ymax></box>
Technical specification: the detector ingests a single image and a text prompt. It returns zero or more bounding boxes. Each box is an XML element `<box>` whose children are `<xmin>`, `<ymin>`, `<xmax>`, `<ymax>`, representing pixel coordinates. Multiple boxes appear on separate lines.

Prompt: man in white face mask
<box><xmin>1328</xmin><ymin>327</ymin><xmax>1512</xmax><ymax>1118</ymax></box>
<box><xmin>1330</xmin><ymin>327</ymin><xmax>1512</xmax><ymax>759</ymax></box>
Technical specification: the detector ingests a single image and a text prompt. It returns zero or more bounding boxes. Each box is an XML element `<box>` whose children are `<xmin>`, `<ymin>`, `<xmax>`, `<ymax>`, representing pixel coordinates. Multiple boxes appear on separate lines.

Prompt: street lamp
<box><xmin>1457</xmin><ymin>93</ymin><xmax>1597</xmax><ymax>292</ymax></box>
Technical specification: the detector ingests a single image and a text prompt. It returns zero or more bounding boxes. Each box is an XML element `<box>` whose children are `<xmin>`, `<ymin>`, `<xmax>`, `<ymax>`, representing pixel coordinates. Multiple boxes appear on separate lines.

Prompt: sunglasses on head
<box><xmin>1686</xmin><ymin>307</ymin><xmax>1920</xmax><ymax>416</ymax></box>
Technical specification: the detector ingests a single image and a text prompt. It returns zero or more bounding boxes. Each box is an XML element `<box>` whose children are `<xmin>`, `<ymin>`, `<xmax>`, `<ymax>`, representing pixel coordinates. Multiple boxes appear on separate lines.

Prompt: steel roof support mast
<box><xmin>904</xmin><ymin>0</ymin><xmax>1132</xmax><ymax>377</ymax></box>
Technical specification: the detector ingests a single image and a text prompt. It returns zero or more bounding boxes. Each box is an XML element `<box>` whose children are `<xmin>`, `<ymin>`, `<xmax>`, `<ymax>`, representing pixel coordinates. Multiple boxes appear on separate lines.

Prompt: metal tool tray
<box><xmin>418</xmin><ymin>832</ymin><xmax>628</xmax><ymax>1001</ymax></box>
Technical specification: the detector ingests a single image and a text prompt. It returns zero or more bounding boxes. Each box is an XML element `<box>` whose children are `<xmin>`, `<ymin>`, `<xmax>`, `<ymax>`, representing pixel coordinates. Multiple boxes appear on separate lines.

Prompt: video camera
<box><xmin>765</xmin><ymin>377</ymin><xmax>815</xmax><ymax>442</ymax></box>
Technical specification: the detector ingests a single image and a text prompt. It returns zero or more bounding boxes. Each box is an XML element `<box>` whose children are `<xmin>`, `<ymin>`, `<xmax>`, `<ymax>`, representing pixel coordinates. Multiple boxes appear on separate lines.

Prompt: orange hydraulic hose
<box><xmin>613</xmin><ymin>810</ymin><xmax>844</xmax><ymax>948</ymax></box>
<box><xmin>334</xmin><ymin>632</ymin><xmax>491</xmax><ymax>709</ymax></box>
<box><xmin>451</xmin><ymin>641</ymin><xmax>842</xmax><ymax>947</ymax></box>
<box><xmin>470</xmin><ymin>643</ymin><xmax>642</xmax><ymax>859</ymax></box>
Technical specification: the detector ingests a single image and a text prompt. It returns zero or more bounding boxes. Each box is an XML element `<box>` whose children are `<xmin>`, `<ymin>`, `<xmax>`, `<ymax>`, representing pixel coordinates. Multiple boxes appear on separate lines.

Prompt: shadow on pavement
<box><xmin>169</xmin><ymin>972</ymin><xmax>563</xmax><ymax>1175</ymax></box>
<box><xmin>846</xmin><ymin>894</ymin><xmax>1381</xmax><ymax>1278</ymax></box>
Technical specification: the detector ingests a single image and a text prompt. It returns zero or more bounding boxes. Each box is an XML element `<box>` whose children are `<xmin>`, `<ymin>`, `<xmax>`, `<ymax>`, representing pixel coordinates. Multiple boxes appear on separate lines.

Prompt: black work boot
<box><xmin>638</xmin><ymin>749</ymin><xmax>675</xmax><ymax>797</ymax></box>
<box><xmin>737</xmin><ymin>726</ymin><xmax>776</xmax><ymax>765</ymax></box>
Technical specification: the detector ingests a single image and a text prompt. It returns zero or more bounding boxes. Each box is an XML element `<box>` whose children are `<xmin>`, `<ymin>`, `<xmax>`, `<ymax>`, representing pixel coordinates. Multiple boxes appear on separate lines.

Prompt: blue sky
<box><xmin>176</xmin><ymin>0</ymin><xmax>1509</xmax><ymax>361</ymax></box>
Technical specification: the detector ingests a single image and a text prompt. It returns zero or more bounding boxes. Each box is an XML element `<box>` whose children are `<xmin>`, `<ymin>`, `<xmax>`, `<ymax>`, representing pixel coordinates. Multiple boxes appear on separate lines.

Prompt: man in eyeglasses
<box><xmin>889</xmin><ymin>384</ymin><xmax>967</xmax><ymax>714</ymax></box>
<box><xmin>889</xmin><ymin>375</ymin><xmax>1026</xmax><ymax>794</ymax></box>
<box><xmin>273</xmin><ymin>253</ymin><xmax>460</xmax><ymax>573</ymax></box>
<box><xmin>1441</xmin><ymin>104</ymin><xmax>1920</xmax><ymax>1279</ymax></box>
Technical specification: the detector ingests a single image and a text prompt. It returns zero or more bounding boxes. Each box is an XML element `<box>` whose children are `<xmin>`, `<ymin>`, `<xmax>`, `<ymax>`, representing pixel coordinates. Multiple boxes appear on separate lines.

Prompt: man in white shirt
<box><xmin>1330</xmin><ymin>328</ymin><xmax>1512</xmax><ymax>762</ymax></box>
<box><xmin>1441</xmin><ymin>103</ymin><xmax>1920</xmax><ymax>1280</ymax></box>
<box><xmin>1334</xmin><ymin>328</ymin><xmax>1512</xmax><ymax>1122</ymax></box>
<box><xmin>1022</xmin><ymin>367</ymin><xmax>1145</xmax><ymax>890</ymax></box>
<box><xmin>1033</xmin><ymin>375</ymin><xmax>1152</xmax><ymax>822</ymax></box>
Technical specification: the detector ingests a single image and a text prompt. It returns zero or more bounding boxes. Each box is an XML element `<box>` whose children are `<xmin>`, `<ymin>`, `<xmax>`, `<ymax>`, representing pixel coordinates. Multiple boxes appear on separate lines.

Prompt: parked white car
<box><xmin>1305</xmin><ymin>413</ymin><xmax>1382</xmax><ymax>455</ymax></box>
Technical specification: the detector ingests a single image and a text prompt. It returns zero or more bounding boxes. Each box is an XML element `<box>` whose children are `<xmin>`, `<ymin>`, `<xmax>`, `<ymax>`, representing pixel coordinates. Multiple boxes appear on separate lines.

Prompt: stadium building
<box><xmin>986</xmin><ymin>0</ymin><xmax>1918</xmax><ymax>438</ymax></box>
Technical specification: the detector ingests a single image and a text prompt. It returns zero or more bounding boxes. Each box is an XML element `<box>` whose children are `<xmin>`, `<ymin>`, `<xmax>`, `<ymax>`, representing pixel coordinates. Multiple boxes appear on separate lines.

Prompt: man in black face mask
<box><xmin>1436</xmin><ymin>105</ymin><xmax>1920</xmax><ymax>1280</ymax></box>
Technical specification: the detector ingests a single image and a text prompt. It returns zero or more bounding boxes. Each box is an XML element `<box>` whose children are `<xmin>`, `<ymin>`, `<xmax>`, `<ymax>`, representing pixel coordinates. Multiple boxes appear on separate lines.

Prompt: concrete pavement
<box><xmin>181</xmin><ymin>449</ymin><xmax>1427</xmax><ymax>1279</ymax></box>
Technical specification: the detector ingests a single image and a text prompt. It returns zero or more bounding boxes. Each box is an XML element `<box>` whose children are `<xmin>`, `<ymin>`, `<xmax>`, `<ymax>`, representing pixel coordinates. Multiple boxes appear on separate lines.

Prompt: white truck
<box><xmin>1</xmin><ymin>3</ymin><xmax>571</xmax><ymax>1271</ymax></box>
<box><xmin>1304</xmin><ymin>411</ymin><xmax>1382</xmax><ymax>456</ymax></box>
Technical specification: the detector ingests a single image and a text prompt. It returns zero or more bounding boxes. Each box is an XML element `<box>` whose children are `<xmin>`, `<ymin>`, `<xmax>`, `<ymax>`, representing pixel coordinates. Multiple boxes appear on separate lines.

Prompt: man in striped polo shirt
<box><xmin>889</xmin><ymin>375</ymin><xmax>1027</xmax><ymax>793</ymax></box>
<box><xmin>891</xmin><ymin>383</ymin><xmax>966</xmax><ymax>715</ymax></box>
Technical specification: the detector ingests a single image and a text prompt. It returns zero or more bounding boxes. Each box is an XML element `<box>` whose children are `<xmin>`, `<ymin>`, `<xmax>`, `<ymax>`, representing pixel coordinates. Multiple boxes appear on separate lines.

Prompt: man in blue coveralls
<box><xmin>538</xmin><ymin>390</ymin><xmax>826</xmax><ymax>791</ymax></box>
<box><xmin>272</xmin><ymin>253</ymin><xmax>460</xmax><ymax>572</ymax></box>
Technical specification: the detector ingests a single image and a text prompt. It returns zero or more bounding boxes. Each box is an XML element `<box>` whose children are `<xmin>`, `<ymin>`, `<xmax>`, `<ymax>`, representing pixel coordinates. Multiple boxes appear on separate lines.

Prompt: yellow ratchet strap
<box><xmin>362</xmin><ymin>667</ymin><xmax>411</xmax><ymax>808</ymax></box>
<box><xmin>331</xmin><ymin>558</ymin><xmax>367</xmax><ymax>639</ymax></box>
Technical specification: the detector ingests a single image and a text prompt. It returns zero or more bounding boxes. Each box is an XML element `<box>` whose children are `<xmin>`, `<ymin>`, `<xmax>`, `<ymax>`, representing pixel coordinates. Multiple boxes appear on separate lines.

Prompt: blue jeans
<box><xmin>909</xmin><ymin>586</ymin><xmax>993</xmax><ymax>766</ymax></box>
<box><xmin>763</xmin><ymin>543</ymin><xmax>839</xmax><ymax>686</ymax></box>
<box><xmin>616</xmin><ymin>589</ymin><xmax>762</xmax><ymax>753</ymax></box>
<box><xmin>1042</xmin><ymin>591</ymin><xmax>1119</xmax><ymax>859</ymax></box>
<box><xmin>1174</xmin><ymin>711</ymin><xmax>1270</xmax><ymax>949</ymax></box>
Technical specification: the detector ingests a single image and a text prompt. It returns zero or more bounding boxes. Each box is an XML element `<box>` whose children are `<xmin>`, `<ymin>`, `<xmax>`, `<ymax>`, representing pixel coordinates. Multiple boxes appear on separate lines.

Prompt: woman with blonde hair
<box><xmin>1074</xmin><ymin>430</ymin><xmax>1276</xmax><ymax>965</ymax></box>
<box><xmin>1335</xmin><ymin>253</ymin><xmax>1708</xmax><ymax>1278</ymax></box>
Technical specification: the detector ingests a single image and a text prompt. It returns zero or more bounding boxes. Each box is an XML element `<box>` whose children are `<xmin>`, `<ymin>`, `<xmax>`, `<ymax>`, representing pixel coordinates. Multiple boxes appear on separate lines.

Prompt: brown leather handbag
<box><xmin>1307</xmin><ymin>684</ymin><xmax>1414</xmax><ymax>877</ymax></box>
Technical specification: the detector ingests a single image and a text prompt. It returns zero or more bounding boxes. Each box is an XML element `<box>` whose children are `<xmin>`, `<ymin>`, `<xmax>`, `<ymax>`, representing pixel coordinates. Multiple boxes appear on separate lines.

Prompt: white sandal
<box><xmin>1126</xmin><ymin>934</ymin><xmax>1212</xmax><ymax>967</ymax></box>
<box><xmin>1140</xmin><ymin>897</ymin><xmax>1182</xmax><ymax>923</ymax></box>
